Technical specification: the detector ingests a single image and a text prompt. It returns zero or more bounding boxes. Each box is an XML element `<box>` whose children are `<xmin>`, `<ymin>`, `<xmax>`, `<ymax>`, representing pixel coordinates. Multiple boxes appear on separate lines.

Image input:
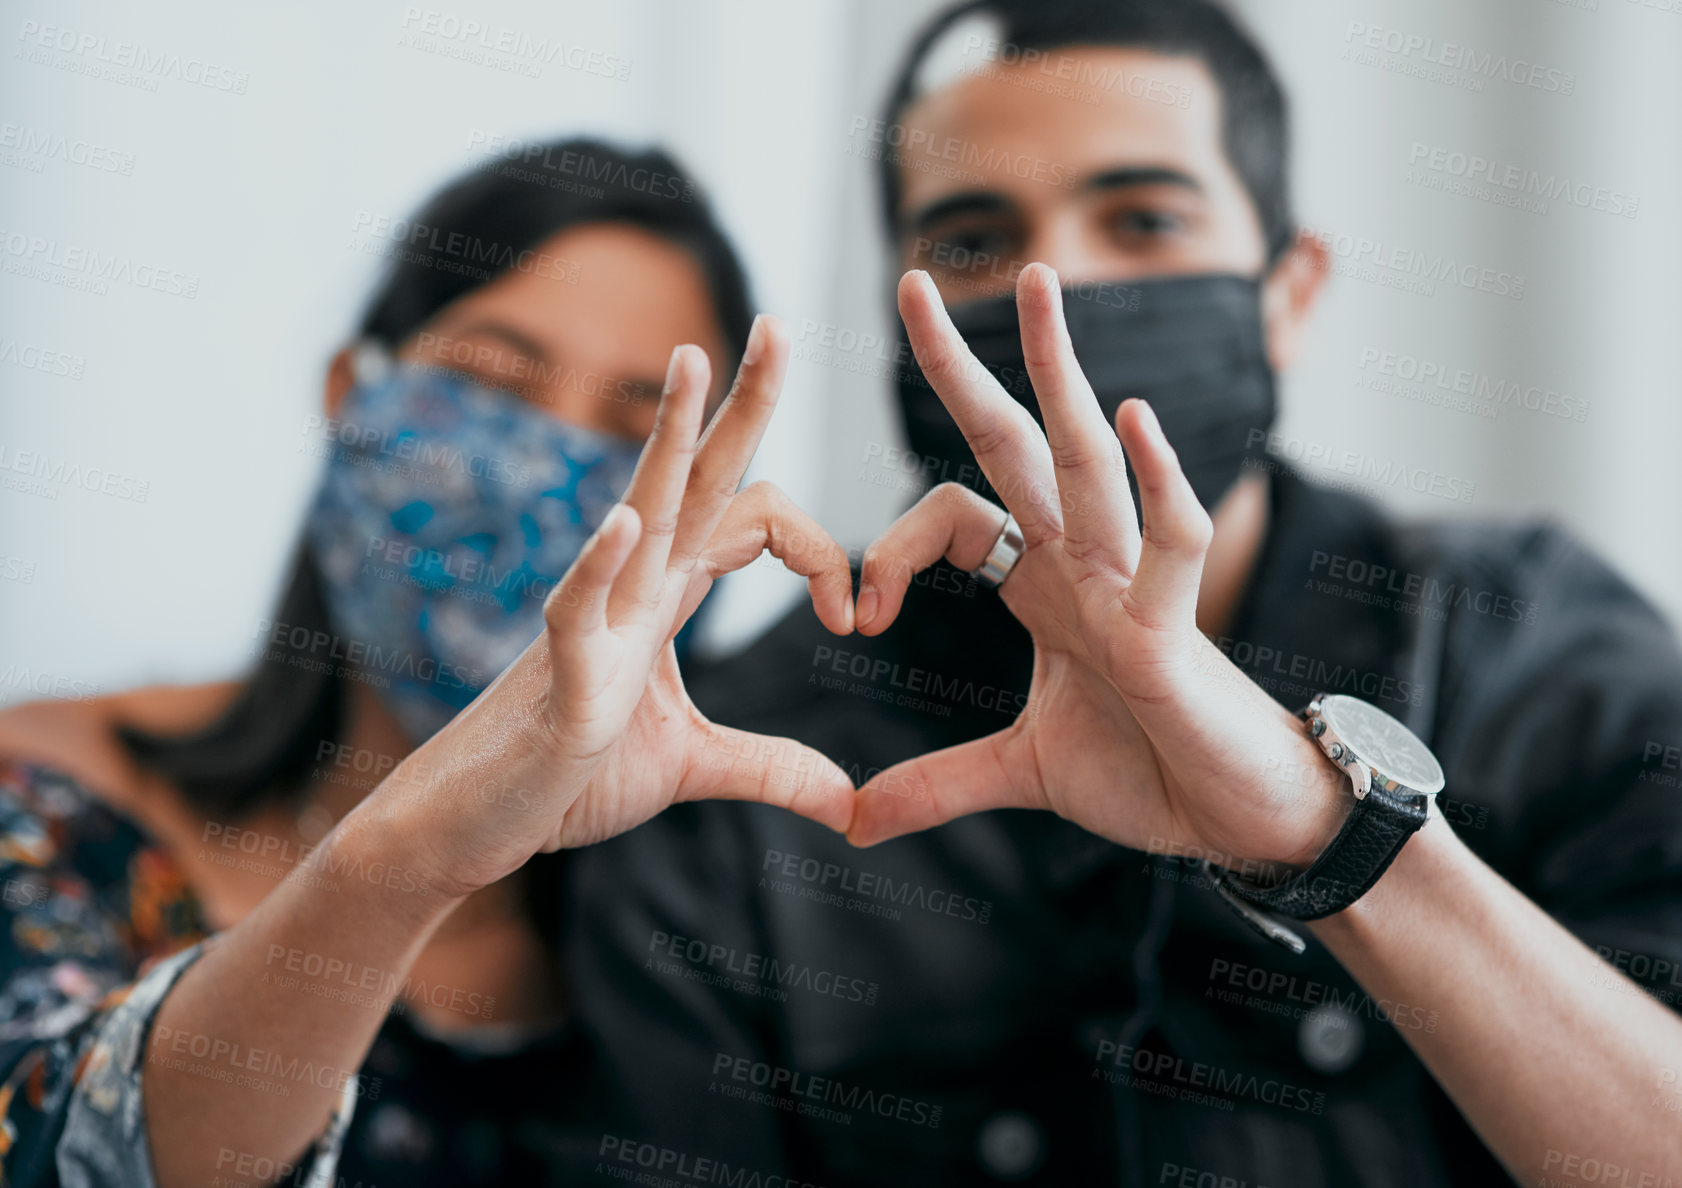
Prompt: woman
<box><xmin>0</xmin><ymin>139</ymin><xmax>857</xmax><ymax>1186</ymax></box>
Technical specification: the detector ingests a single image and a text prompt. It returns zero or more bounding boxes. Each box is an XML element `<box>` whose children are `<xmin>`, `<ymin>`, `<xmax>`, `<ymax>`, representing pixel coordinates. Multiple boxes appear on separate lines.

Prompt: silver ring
<box><xmin>972</xmin><ymin>514</ymin><xmax>1024</xmax><ymax>589</ymax></box>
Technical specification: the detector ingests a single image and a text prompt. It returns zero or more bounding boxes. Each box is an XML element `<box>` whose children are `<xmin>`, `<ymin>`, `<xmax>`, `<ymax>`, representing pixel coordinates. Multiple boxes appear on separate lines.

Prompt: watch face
<box><xmin>1319</xmin><ymin>694</ymin><xmax>1445</xmax><ymax>795</ymax></box>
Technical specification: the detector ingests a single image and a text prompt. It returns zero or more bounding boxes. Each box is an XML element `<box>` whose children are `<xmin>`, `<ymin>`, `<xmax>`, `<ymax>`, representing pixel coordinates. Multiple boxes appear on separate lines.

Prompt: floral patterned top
<box><xmin>0</xmin><ymin>762</ymin><xmax>352</xmax><ymax>1187</ymax></box>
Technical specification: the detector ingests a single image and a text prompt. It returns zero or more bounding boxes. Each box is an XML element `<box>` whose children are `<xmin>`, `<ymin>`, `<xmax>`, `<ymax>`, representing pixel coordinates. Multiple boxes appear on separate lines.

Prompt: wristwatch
<box><xmin>1207</xmin><ymin>693</ymin><xmax>1445</xmax><ymax>954</ymax></box>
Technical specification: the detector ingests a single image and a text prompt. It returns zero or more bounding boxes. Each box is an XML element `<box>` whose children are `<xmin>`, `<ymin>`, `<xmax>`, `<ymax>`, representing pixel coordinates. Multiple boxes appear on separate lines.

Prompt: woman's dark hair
<box><xmin>879</xmin><ymin>0</ymin><xmax>1296</xmax><ymax>264</ymax></box>
<box><xmin>119</xmin><ymin>139</ymin><xmax>754</xmax><ymax>831</ymax></box>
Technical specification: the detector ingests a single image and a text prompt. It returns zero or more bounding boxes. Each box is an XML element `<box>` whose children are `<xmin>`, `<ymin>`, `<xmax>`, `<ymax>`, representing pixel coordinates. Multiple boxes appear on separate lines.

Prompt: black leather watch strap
<box><xmin>1218</xmin><ymin>783</ymin><xmax>1430</xmax><ymax>921</ymax></box>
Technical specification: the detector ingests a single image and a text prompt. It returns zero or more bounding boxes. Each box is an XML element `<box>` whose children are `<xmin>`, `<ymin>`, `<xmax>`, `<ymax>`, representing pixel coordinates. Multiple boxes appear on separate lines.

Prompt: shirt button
<box><xmin>363</xmin><ymin>1102</ymin><xmax>435</xmax><ymax>1163</ymax></box>
<box><xmin>975</xmin><ymin>1109</ymin><xmax>1045</xmax><ymax>1180</ymax></box>
<box><xmin>1298</xmin><ymin>1002</ymin><xmax>1364</xmax><ymax>1074</ymax></box>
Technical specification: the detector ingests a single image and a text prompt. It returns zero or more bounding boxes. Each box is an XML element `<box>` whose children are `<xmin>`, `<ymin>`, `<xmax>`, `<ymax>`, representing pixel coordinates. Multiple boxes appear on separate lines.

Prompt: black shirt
<box><xmin>342</xmin><ymin>463</ymin><xmax>1682</xmax><ymax>1186</ymax></box>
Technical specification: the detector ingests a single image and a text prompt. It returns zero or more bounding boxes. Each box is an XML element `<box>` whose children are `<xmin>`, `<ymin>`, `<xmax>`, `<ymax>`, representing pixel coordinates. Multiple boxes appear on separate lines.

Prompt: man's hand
<box><xmin>847</xmin><ymin>266</ymin><xmax>1348</xmax><ymax>872</ymax></box>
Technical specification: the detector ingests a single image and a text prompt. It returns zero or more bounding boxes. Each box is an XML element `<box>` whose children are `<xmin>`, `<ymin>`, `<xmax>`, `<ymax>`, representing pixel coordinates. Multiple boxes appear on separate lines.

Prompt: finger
<box><xmin>675</xmin><ymin>482</ymin><xmax>855</xmax><ymax>635</ymax></box>
<box><xmin>1116</xmin><ymin>399</ymin><xmax>1213</xmax><ymax>630</ymax></box>
<box><xmin>681</xmin><ymin>724</ymin><xmax>855</xmax><ymax>833</ymax></box>
<box><xmin>1015</xmin><ymin>263</ymin><xmax>1141</xmax><ymax>568</ymax></box>
<box><xmin>612</xmin><ymin>345</ymin><xmax>710</xmax><ymax>622</ymax></box>
<box><xmin>897</xmin><ymin>270</ymin><xmax>1063</xmax><ymax>544</ymax></box>
<box><xmin>845</xmin><ymin>732</ymin><xmax>1041</xmax><ymax>847</ymax></box>
<box><xmin>543</xmin><ymin>503</ymin><xmax>642</xmax><ymax>637</ymax></box>
<box><xmin>856</xmin><ymin>482</ymin><xmax>1005</xmax><ymax>635</ymax></box>
<box><xmin>669</xmin><ymin>315</ymin><xmax>790</xmax><ymax>569</ymax></box>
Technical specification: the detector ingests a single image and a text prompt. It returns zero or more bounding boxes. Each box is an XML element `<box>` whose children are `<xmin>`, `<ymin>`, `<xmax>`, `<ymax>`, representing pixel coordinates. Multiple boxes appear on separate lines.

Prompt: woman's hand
<box><xmin>375</xmin><ymin>316</ymin><xmax>856</xmax><ymax>898</ymax></box>
<box><xmin>846</xmin><ymin>266</ymin><xmax>1349</xmax><ymax>873</ymax></box>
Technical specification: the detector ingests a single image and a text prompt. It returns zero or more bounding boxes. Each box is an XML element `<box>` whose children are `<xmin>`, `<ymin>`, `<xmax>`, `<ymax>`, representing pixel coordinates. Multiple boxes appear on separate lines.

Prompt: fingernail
<box><xmin>742</xmin><ymin>315</ymin><xmax>766</xmax><ymax>368</ymax></box>
<box><xmin>855</xmin><ymin>584</ymin><xmax>878</xmax><ymax>630</ymax></box>
<box><xmin>665</xmin><ymin>345</ymin><xmax>685</xmax><ymax>392</ymax></box>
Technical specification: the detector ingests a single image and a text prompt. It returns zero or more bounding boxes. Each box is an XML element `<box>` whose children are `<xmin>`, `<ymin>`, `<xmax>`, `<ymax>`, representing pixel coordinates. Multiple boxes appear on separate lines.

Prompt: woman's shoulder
<box><xmin>0</xmin><ymin>756</ymin><xmax>209</xmax><ymax>1001</ymax></box>
<box><xmin>0</xmin><ymin>760</ymin><xmax>142</xmax><ymax>891</ymax></box>
<box><xmin>0</xmin><ymin>679</ymin><xmax>243</xmax><ymax>809</ymax></box>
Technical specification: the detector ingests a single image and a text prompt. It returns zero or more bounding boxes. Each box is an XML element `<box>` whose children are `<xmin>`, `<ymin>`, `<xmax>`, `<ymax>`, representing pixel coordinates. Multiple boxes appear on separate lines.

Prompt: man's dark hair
<box><xmin>878</xmin><ymin>0</ymin><xmax>1296</xmax><ymax>264</ymax></box>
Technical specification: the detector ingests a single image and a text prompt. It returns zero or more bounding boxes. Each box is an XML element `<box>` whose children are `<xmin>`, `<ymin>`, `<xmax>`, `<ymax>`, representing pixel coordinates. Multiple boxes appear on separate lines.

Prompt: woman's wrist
<box><xmin>351</xmin><ymin>709</ymin><xmax>571</xmax><ymax>903</ymax></box>
<box><xmin>330</xmin><ymin>773</ymin><xmax>479</xmax><ymax>914</ymax></box>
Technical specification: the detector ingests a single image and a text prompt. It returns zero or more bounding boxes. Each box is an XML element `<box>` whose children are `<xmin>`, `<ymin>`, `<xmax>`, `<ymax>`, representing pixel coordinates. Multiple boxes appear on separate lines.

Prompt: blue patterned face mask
<box><xmin>306</xmin><ymin>348</ymin><xmax>645</xmax><ymax>743</ymax></box>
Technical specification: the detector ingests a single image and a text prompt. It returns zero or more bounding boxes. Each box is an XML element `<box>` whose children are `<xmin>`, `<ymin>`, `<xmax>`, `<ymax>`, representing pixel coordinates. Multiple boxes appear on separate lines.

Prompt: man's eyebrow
<box><xmin>442</xmin><ymin>320</ymin><xmax>550</xmax><ymax>365</ymax></box>
<box><xmin>900</xmin><ymin>167</ymin><xmax>1203</xmax><ymax>234</ymax></box>
<box><xmin>901</xmin><ymin>191</ymin><xmax>1014</xmax><ymax>236</ymax></box>
<box><xmin>1083</xmin><ymin>165</ymin><xmax>1204</xmax><ymax>195</ymax></box>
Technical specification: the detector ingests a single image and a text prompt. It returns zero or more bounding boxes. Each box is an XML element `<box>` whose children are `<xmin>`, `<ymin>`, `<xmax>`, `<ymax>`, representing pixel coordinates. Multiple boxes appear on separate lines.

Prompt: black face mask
<box><xmin>894</xmin><ymin>273</ymin><xmax>1276</xmax><ymax>512</ymax></box>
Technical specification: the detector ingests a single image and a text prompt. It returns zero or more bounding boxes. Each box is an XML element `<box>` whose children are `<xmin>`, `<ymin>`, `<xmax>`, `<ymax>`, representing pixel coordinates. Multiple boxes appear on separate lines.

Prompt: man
<box><xmin>651</xmin><ymin>1</ymin><xmax>1682</xmax><ymax>1183</ymax></box>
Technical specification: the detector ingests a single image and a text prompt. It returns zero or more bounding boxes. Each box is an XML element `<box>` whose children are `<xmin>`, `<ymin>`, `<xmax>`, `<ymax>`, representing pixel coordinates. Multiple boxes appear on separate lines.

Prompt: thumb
<box><xmin>847</xmin><ymin>731</ymin><xmax>1040</xmax><ymax>847</ymax></box>
<box><xmin>678</xmin><ymin>723</ymin><xmax>856</xmax><ymax>833</ymax></box>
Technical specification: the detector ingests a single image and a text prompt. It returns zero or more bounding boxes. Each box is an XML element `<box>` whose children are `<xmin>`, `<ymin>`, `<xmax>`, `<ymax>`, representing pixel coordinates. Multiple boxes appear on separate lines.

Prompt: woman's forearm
<box><xmin>143</xmin><ymin>788</ymin><xmax>467</xmax><ymax>1188</ymax></box>
<box><xmin>1310</xmin><ymin>808</ymin><xmax>1682</xmax><ymax>1182</ymax></box>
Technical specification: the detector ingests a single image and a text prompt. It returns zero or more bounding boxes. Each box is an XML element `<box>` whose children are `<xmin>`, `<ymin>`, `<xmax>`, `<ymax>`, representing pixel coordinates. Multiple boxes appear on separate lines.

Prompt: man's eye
<box><xmin>1113</xmin><ymin>208</ymin><xmax>1186</xmax><ymax>237</ymax></box>
<box><xmin>927</xmin><ymin>227</ymin><xmax>1014</xmax><ymax>266</ymax></box>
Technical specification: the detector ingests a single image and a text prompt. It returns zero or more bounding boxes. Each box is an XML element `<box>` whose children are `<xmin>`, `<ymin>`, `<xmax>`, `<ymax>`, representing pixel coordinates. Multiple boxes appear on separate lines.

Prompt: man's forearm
<box><xmin>143</xmin><ymin>796</ymin><xmax>466</xmax><ymax>1188</ymax></box>
<box><xmin>1310</xmin><ymin>807</ymin><xmax>1682</xmax><ymax>1182</ymax></box>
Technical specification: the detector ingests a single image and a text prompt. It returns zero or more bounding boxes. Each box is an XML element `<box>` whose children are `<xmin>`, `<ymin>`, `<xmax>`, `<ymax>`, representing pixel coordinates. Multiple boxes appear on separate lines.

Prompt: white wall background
<box><xmin>2</xmin><ymin>0</ymin><xmax>1679</xmax><ymax>706</ymax></box>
